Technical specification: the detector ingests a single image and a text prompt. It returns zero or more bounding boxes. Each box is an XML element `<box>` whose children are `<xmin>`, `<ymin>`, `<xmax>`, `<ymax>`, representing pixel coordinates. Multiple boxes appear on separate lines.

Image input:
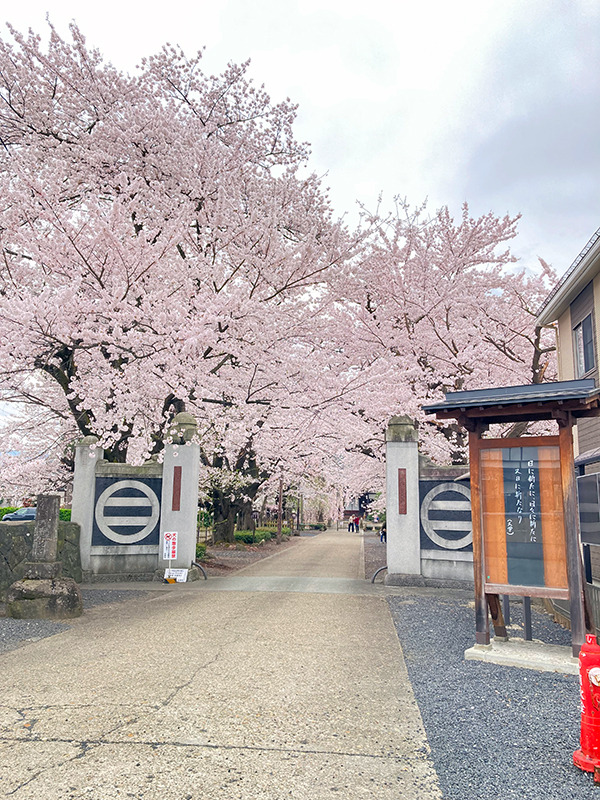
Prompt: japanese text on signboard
<box><xmin>502</xmin><ymin>447</ymin><xmax>542</xmax><ymax>586</ymax></box>
<box><xmin>506</xmin><ymin>460</ymin><xmax>538</xmax><ymax>543</ymax></box>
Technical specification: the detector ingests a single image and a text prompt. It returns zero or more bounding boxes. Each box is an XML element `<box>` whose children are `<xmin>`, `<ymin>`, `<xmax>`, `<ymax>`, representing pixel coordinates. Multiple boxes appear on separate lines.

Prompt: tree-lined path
<box><xmin>0</xmin><ymin>532</ymin><xmax>441</xmax><ymax>799</ymax></box>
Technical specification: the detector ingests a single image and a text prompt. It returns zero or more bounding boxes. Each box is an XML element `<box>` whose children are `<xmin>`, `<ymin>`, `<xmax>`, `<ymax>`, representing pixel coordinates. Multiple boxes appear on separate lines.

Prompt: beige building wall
<box><xmin>556</xmin><ymin>307</ymin><xmax>573</xmax><ymax>380</ymax></box>
<box><xmin>557</xmin><ymin>280</ymin><xmax>600</xmax><ymax>461</ymax></box>
<box><xmin>556</xmin><ymin>307</ymin><xmax>581</xmax><ymax>459</ymax></box>
<box><xmin>594</xmin><ymin>272</ymin><xmax>600</xmax><ymax>366</ymax></box>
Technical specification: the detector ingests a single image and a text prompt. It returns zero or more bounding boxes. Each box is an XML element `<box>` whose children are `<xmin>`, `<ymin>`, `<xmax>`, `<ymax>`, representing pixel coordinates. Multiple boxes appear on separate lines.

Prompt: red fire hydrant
<box><xmin>574</xmin><ymin>633</ymin><xmax>600</xmax><ymax>780</ymax></box>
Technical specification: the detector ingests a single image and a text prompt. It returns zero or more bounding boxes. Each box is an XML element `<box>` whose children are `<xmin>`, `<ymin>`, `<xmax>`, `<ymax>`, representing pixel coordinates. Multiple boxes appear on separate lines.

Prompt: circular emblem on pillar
<box><xmin>420</xmin><ymin>482</ymin><xmax>472</xmax><ymax>550</ymax></box>
<box><xmin>94</xmin><ymin>480</ymin><xmax>161</xmax><ymax>544</ymax></box>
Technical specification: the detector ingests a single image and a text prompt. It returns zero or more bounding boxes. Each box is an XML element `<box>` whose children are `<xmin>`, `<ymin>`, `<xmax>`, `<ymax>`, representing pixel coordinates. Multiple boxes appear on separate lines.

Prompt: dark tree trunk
<box><xmin>235</xmin><ymin>479</ymin><xmax>263</xmax><ymax>530</ymax></box>
<box><xmin>103</xmin><ymin>443</ymin><xmax>129</xmax><ymax>463</ymax></box>
<box><xmin>205</xmin><ymin>446</ymin><xmax>269</xmax><ymax>544</ymax></box>
<box><xmin>213</xmin><ymin>512</ymin><xmax>235</xmax><ymax>543</ymax></box>
<box><xmin>237</xmin><ymin>499</ymin><xmax>254</xmax><ymax>532</ymax></box>
<box><xmin>211</xmin><ymin>489</ymin><xmax>235</xmax><ymax>543</ymax></box>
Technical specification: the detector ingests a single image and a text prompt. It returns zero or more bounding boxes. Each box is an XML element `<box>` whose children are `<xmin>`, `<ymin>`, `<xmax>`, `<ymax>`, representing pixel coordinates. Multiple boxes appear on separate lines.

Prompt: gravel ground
<box><xmin>0</xmin><ymin>618</ymin><xmax>69</xmax><ymax>654</ymax></box>
<box><xmin>388</xmin><ymin>590</ymin><xmax>595</xmax><ymax>800</ymax></box>
<box><xmin>0</xmin><ymin>589</ymin><xmax>150</xmax><ymax>654</ymax></box>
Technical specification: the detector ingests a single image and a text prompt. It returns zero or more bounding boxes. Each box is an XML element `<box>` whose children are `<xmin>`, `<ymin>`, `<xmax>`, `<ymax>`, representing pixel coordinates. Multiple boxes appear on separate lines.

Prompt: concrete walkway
<box><xmin>0</xmin><ymin>531</ymin><xmax>442</xmax><ymax>799</ymax></box>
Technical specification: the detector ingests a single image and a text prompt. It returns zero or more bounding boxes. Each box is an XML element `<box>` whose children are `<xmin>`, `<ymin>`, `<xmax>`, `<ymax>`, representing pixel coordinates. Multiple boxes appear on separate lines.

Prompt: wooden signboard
<box><xmin>476</xmin><ymin>437</ymin><xmax>568</xmax><ymax>600</ymax></box>
<box><xmin>423</xmin><ymin>379</ymin><xmax>600</xmax><ymax>654</ymax></box>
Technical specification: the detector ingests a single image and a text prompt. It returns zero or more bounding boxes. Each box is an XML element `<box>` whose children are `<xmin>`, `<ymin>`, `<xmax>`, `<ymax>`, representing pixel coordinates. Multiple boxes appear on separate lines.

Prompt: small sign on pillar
<box><xmin>163</xmin><ymin>530</ymin><xmax>178</xmax><ymax>561</ymax></box>
<box><xmin>398</xmin><ymin>469</ymin><xmax>407</xmax><ymax>515</ymax></box>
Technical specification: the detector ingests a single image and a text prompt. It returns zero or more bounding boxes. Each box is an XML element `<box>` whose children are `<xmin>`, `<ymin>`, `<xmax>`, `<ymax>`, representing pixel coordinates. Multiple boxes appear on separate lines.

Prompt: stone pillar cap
<box><xmin>389</xmin><ymin>415</ymin><xmax>415</xmax><ymax>426</ymax></box>
<box><xmin>386</xmin><ymin>415</ymin><xmax>419</xmax><ymax>443</ymax></box>
<box><xmin>77</xmin><ymin>435</ymin><xmax>100</xmax><ymax>446</ymax></box>
<box><xmin>169</xmin><ymin>412</ymin><xmax>198</xmax><ymax>443</ymax></box>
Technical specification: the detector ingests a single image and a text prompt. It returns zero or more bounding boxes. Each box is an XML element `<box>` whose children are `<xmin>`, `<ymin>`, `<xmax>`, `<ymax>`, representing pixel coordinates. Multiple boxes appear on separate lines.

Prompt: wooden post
<box><xmin>559</xmin><ymin>416</ymin><xmax>588</xmax><ymax>656</ymax></box>
<box><xmin>469</xmin><ymin>428</ymin><xmax>489</xmax><ymax>645</ymax></box>
<box><xmin>277</xmin><ymin>476</ymin><xmax>283</xmax><ymax>544</ymax></box>
<box><xmin>487</xmin><ymin>594</ymin><xmax>508</xmax><ymax>640</ymax></box>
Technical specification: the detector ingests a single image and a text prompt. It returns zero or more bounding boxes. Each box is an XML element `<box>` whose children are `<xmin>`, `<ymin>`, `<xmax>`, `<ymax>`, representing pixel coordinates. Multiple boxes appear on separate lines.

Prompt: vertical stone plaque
<box><xmin>31</xmin><ymin>494</ymin><xmax>61</xmax><ymax>563</ymax></box>
<box><xmin>398</xmin><ymin>469</ymin><xmax>407</xmax><ymax>515</ymax></box>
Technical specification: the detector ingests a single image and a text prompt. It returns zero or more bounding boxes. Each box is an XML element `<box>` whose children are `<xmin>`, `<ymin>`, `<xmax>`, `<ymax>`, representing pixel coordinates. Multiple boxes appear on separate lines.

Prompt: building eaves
<box><xmin>536</xmin><ymin>226</ymin><xmax>600</xmax><ymax>326</ymax></box>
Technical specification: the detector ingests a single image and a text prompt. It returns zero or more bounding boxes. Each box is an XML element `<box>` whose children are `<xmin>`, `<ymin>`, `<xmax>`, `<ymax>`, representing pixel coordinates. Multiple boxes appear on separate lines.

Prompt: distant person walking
<box><xmin>347</xmin><ymin>517</ymin><xmax>355</xmax><ymax>533</ymax></box>
<box><xmin>380</xmin><ymin>522</ymin><xmax>387</xmax><ymax>543</ymax></box>
<box><xmin>354</xmin><ymin>515</ymin><xmax>360</xmax><ymax>532</ymax></box>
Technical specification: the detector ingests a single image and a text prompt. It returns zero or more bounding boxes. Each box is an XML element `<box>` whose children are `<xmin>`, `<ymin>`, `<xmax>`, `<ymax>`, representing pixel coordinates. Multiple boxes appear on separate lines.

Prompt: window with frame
<box><xmin>574</xmin><ymin>313</ymin><xmax>595</xmax><ymax>377</ymax></box>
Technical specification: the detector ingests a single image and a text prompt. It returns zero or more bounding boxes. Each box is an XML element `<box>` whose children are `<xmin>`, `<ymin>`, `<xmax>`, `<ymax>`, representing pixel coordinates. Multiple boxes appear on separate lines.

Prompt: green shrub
<box><xmin>0</xmin><ymin>507</ymin><xmax>17</xmax><ymax>520</ymax></box>
<box><xmin>196</xmin><ymin>542</ymin><xmax>207</xmax><ymax>560</ymax></box>
<box><xmin>235</xmin><ymin>531</ymin><xmax>268</xmax><ymax>544</ymax></box>
<box><xmin>233</xmin><ymin>527</ymin><xmax>286</xmax><ymax>544</ymax></box>
<box><xmin>256</xmin><ymin>526</ymin><xmax>287</xmax><ymax>536</ymax></box>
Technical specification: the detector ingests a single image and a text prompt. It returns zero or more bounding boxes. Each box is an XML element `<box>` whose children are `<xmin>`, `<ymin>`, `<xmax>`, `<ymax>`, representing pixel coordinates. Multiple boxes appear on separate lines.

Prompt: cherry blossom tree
<box><xmin>0</xmin><ymin>23</ymin><xmax>558</xmax><ymax>521</ymax></box>
<box><xmin>352</xmin><ymin>202</ymin><xmax>558</xmax><ymax>464</ymax></box>
<box><xmin>0</xmin><ymin>23</ymin><xmax>368</xmax><ymax>522</ymax></box>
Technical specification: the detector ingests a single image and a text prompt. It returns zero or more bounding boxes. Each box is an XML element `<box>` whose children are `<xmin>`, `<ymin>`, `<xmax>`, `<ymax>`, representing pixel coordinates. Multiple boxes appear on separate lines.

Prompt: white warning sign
<box><xmin>163</xmin><ymin>530</ymin><xmax>178</xmax><ymax>561</ymax></box>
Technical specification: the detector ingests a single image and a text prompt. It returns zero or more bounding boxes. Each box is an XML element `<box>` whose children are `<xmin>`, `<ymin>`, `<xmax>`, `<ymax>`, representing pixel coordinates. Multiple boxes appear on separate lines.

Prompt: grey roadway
<box><xmin>0</xmin><ymin>530</ymin><xmax>442</xmax><ymax>799</ymax></box>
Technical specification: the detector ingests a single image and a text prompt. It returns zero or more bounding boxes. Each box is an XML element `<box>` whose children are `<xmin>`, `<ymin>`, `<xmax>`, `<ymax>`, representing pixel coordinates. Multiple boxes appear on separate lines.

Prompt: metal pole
<box><xmin>584</xmin><ymin>544</ymin><xmax>593</xmax><ymax>584</ymax></box>
<box><xmin>523</xmin><ymin>597</ymin><xmax>532</xmax><ymax>641</ymax></box>
<box><xmin>502</xmin><ymin>594</ymin><xmax>511</xmax><ymax>626</ymax></box>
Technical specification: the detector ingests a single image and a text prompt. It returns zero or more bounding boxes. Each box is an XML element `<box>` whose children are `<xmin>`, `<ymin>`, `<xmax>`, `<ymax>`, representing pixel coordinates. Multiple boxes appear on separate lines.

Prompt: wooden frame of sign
<box><xmin>470</xmin><ymin>432</ymin><xmax>575</xmax><ymax>645</ymax></box>
<box><xmin>423</xmin><ymin>379</ymin><xmax>600</xmax><ymax>656</ymax></box>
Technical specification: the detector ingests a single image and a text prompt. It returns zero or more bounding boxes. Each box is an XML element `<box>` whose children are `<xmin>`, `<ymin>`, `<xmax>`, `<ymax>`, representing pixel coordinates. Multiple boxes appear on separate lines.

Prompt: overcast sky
<box><xmin>4</xmin><ymin>0</ymin><xmax>600</xmax><ymax>276</ymax></box>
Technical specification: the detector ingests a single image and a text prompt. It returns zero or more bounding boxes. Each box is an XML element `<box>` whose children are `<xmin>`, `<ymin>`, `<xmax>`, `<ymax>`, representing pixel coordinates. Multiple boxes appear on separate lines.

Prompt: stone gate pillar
<box><xmin>385</xmin><ymin>416</ymin><xmax>421</xmax><ymax>579</ymax></box>
<box><xmin>159</xmin><ymin>412</ymin><xmax>201</xmax><ymax>572</ymax></box>
<box><xmin>71</xmin><ymin>435</ymin><xmax>103</xmax><ymax>573</ymax></box>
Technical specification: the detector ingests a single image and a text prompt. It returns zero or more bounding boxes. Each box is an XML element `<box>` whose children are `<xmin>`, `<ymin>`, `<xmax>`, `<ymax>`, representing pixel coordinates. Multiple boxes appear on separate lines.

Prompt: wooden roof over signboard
<box><xmin>422</xmin><ymin>378</ymin><xmax>600</xmax><ymax>428</ymax></box>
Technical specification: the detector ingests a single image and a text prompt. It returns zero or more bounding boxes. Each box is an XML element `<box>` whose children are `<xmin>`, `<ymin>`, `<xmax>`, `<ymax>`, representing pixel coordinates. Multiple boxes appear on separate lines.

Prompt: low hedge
<box><xmin>0</xmin><ymin>507</ymin><xmax>72</xmax><ymax>521</ymax></box>
<box><xmin>234</xmin><ymin>527</ymin><xmax>291</xmax><ymax>544</ymax></box>
<box><xmin>235</xmin><ymin>529</ymin><xmax>272</xmax><ymax>544</ymax></box>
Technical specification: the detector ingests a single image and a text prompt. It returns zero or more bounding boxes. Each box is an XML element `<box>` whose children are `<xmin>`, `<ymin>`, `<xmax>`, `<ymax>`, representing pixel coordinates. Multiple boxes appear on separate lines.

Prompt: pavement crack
<box><xmin>3</xmin><ymin>739</ymin><xmax>100</xmax><ymax>796</ymax></box>
<box><xmin>0</xmin><ymin>733</ymin><xmax>421</xmax><ymax>762</ymax></box>
<box><xmin>64</xmin><ymin>649</ymin><xmax>226</xmax><ymax>745</ymax></box>
<box><xmin>0</xmin><ymin>702</ymin><xmax>157</xmax><ymax>712</ymax></box>
<box><xmin>160</xmin><ymin>649</ymin><xmax>223</xmax><ymax>708</ymax></box>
